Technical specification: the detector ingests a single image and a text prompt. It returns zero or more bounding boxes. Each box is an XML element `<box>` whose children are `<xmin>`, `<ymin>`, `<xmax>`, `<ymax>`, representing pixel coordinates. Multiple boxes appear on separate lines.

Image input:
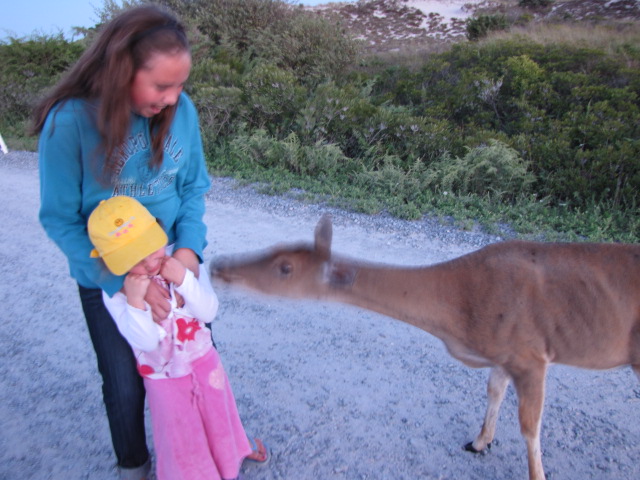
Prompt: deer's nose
<box><xmin>209</xmin><ymin>259</ymin><xmax>223</xmax><ymax>278</ymax></box>
<box><xmin>209</xmin><ymin>257</ymin><xmax>233</xmax><ymax>282</ymax></box>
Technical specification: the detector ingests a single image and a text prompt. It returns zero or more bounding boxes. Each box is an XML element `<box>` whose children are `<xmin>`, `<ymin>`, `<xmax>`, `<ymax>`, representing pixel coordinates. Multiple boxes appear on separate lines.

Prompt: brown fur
<box><xmin>210</xmin><ymin>214</ymin><xmax>640</xmax><ymax>480</ymax></box>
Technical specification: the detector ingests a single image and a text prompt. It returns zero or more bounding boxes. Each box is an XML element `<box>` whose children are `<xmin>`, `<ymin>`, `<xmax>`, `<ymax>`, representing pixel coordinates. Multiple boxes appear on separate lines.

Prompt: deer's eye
<box><xmin>279</xmin><ymin>262</ymin><xmax>293</xmax><ymax>276</ymax></box>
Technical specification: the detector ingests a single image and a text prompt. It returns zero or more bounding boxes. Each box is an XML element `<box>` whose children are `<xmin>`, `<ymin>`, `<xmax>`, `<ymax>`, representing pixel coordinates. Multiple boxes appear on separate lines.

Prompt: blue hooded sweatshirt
<box><xmin>39</xmin><ymin>92</ymin><xmax>211</xmax><ymax>296</ymax></box>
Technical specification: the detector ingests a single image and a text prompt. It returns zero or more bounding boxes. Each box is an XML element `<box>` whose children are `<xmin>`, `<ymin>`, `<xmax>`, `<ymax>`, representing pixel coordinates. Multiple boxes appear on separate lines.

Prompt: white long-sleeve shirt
<box><xmin>103</xmin><ymin>264</ymin><xmax>220</xmax><ymax>379</ymax></box>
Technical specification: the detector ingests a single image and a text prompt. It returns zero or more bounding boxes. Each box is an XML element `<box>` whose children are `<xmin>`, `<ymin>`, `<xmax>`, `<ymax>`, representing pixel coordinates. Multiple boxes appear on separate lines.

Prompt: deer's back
<box><xmin>447</xmin><ymin>241</ymin><xmax>640</xmax><ymax>369</ymax></box>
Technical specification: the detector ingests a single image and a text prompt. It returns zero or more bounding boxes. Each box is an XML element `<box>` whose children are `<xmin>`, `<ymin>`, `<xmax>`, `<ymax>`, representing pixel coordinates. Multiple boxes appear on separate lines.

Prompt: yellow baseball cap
<box><xmin>88</xmin><ymin>196</ymin><xmax>168</xmax><ymax>276</ymax></box>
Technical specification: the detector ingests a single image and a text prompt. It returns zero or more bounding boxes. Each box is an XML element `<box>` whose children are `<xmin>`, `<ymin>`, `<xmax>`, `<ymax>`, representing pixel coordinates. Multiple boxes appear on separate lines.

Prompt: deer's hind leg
<box><xmin>466</xmin><ymin>366</ymin><xmax>510</xmax><ymax>453</ymax></box>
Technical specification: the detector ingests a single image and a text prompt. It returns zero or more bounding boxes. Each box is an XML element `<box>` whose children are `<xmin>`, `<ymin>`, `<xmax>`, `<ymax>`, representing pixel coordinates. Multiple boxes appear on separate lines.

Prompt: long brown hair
<box><xmin>32</xmin><ymin>4</ymin><xmax>190</xmax><ymax>177</ymax></box>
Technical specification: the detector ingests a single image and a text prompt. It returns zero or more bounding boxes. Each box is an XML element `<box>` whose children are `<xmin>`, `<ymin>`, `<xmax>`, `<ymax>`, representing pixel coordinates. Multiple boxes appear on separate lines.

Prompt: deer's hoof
<box><xmin>464</xmin><ymin>441</ymin><xmax>491</xmax><ymax>454</ymax></box>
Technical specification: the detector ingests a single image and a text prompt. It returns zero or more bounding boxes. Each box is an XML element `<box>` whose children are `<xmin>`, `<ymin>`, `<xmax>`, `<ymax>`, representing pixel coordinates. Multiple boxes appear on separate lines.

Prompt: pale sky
<box><xmin>2</xmin><ymin>0</ymin><xmax>99</xmax><ymax>40</ymax></box>
<box><xmin>1</xmin><ymin>0</ymin><xmax>351</xmax><ymax>41</ymax></box>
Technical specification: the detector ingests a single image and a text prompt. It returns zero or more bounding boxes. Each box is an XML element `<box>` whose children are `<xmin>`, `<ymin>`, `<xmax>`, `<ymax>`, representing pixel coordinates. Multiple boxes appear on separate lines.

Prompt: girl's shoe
<box><xmin>245</xmin><ymin>437</ymin><xmax>270</xmax><ymax>464</ymax></box>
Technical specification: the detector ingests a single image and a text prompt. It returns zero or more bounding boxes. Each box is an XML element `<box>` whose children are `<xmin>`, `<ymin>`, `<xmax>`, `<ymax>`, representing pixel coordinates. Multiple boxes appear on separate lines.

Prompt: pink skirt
<box><xmin>144</xmin><ymin>349</ymin><xmax>252</xmax><ymax>480</ymax></box>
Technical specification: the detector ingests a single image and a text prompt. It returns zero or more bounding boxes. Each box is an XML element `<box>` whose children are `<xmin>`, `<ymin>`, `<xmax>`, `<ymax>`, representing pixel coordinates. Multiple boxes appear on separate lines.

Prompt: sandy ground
<box><xmin>1</xmin><ymin>151</ymin><xmax>640</xmax><ymax>480</ymax></box>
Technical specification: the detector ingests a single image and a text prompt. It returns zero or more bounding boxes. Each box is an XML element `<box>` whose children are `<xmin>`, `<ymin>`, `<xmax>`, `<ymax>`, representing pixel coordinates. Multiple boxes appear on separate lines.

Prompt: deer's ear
<box><xmin>315</xmin><ymin>214</ymin><xmax>333</xmax><ymax>259</ymax></box>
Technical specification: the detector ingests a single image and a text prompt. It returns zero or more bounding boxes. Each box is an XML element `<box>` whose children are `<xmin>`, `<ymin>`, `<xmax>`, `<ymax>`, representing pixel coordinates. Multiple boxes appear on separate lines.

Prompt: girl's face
<box><xmin>130</xmin><ymin>50</ymin><xmax>191</xmax><ymax>117</ymax></box>
<box><xmin>129</xmin><ymin>247</ymin><xmax>166</xmax><ymax>276</ymax></box>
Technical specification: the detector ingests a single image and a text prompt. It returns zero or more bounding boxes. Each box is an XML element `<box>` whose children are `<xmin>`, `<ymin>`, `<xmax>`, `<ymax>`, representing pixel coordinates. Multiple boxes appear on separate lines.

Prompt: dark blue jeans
<box><xmin>78</xmin><ymin>284</ymin><xmax>150</xmax><ymax>473</ymax></box>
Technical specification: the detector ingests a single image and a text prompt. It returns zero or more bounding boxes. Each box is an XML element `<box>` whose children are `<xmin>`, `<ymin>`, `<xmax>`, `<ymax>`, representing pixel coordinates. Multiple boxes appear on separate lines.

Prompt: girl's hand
<box><xmin>144</xmin><ymin>277</ymin><xmax>171</xmax><ymax>322</ymax></box>
<box><xmin>124</xmin><ymin>274</ymin><xmax>151</xmax><ymax>310</ymax></box>
<box><xmin>160</xmin><ymin>256</ymin><xmax>186</xmax><ymax>286</ymax></box>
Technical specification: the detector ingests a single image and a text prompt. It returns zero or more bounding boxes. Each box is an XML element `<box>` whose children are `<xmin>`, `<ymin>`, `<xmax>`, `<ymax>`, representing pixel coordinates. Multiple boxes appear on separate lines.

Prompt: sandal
<box><xmin>245</xmin><ymin>437</ymin><xmax>270</xmax><ymax>464</ymax></box>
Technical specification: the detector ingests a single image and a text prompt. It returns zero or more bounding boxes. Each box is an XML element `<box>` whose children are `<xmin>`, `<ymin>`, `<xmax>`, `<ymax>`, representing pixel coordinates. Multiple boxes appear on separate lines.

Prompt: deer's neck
<box><xmin>326</xmin><ymin>260</ymin><xmax>458</xmax><ymax>338</ymax></box>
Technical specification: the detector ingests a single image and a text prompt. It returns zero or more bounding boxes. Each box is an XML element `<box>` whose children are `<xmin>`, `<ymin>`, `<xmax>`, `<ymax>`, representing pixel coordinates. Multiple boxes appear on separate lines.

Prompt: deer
<box><xmin>209</xmin><ymin>214</ymin><xmax>640</xmax><ymax>480</ymax></box>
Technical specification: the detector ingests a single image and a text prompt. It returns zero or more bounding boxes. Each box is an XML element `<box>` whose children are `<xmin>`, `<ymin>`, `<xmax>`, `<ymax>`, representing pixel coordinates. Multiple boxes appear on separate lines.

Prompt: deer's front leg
<box><xmin>465</xmin><ymin>366</ymin><xmax>510</xmax><ymax>453</ymax></box>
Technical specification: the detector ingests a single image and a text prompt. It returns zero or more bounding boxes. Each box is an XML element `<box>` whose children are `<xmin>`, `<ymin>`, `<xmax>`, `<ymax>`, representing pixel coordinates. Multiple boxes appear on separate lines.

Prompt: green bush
<box><xmin>466</xmin><ymin>15</ymin><xmax>509</xmax><ymax>41</ymax></box>
<box><xmin>258</xmin><ymin>11</ymin><xmax>360</xmax><ymax>85</ymax></box>
<box><xmin>425</xmin><ymin>140</ymin><xmax>535</xmax><ymax>201</ymax></box>
<box><xmin>225</xmin><ymin>128</ymin><xmax>349</xmax><ymax>177</ymax></box>
<box><xmin>188</xmin><ymin>59</ymin><xmax>245</xmax><ymax>143</ymax></box>
<box><xmin>227</xmin><ymin>128</ymin><xmax>279</xmax><ymax>169</ymax></box>
<box><xmin>159</xmin><ymin>0</ymin><xmax>358</xmax><ymax>84</ymax></box>
<box><xmin>0</xmin><ymin>35</ymin><xmax>83</xmax><ymax>127</ymax></box>
<box><xmin>371</xmin><ymin>37</ymin><xmax>640</xmax><ymax>210</ymax></box>
<box><xmin>293</xmin><ymin>81</ymin><xmax>377</xmax><ymax>157</ymax></box>
<box><xmin>352</xmin><ymin>156</ymin><xmax>427</xmax><ymax>219</ymax></box>
<box><xmin>241</xmin><ymin>63</ymin><xmax>306</xmax><ymax>137</ymax></box>
<box><xmin>519</xmin><ymin>0</ymin><xmax>554</xmax><ymax>8</ymax></box>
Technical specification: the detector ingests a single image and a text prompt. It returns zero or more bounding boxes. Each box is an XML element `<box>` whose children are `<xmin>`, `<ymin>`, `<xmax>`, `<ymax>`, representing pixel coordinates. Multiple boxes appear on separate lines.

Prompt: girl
<box><xmin>88</xmin><ymin>195</ymin><xmax>258</xmax><ymax>480</ymax></box>
<box><xmin>32</xmin><ymin>5</ymin><xmax>268</xmax><ymax>479</ymax></box>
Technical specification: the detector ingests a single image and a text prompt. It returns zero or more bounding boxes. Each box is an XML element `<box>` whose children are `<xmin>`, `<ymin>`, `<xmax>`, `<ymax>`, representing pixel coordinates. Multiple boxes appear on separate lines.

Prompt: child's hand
<box><xmin>160</xmin><ymin>256</ymin><xmax>186</xmax><ymax>286</ymax></box>
<box><xmin>124</xmin><ymin>273</ymin><xmax>151</xmax><ymax>310</ymax></box>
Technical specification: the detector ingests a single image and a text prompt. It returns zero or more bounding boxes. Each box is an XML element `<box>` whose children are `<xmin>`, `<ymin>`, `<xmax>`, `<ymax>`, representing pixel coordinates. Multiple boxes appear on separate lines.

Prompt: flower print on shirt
<box><xmin>176</xmin><ymin>318</ymin><xmax>201</xmax><ymax>343</ymax></box>
<box><xmin>131</xmin><ymin>275</ymin><xmax>214</xmax><ymax>379</ymax></box>
<box><xmin>138</xmin><ymin>364</ymin><xmax>155</xmax><ymax>377</ymax></box>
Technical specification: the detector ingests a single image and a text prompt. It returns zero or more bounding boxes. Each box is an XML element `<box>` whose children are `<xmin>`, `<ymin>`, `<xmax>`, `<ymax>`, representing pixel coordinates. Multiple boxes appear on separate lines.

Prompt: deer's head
<box><xmin>210</xmin><ymin>214</ymin><xmax>358</xmax><ymax>299</ymax></box>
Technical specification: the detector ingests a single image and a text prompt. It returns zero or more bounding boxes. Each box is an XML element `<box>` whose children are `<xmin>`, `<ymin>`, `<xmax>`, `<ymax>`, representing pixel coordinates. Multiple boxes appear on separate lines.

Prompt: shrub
<box><xmin>353</xmin><ymin>156</ymin><xmax>429</xmax><ymax>219</ymax></box>
<box><xmin>159</xmin><ymin>0</ymin><xmax>358</xmax><ymax>84</ymax></box>
<box><xmin>0</xmin><ymin>34</ymin><xmax>83</xmax><ymax>131</ymax></box>
<box><xmin>295</xmin><ymin>136</ymin><xmax>350</xmax><ymax>176</ymax></box>
<box><xmin>519</xmin><ymin>0</ymin><xmax>554</xmax><ymax>8</ymax></box>
<box><xmin>425</xmin><ymin>139</ymin><xmax>535</xmax><ymax>201</ymax></box>
<box><xmin>188</xmin><ymin>59</ymin><xmax>246</xmax><ymax>143</ymax></box>
<box><xmin>241</xmin><ymin>63</ymin><xmax>306</xmax><ymax>137</ymax></box>
<box><xmin>224</xmin><ymin>128</ymin><xmax>349</xmax><ymax>177</ymax></box>
<box><xmin>258</xmin><ymin>11</ymin><xmax>360</xmax><ymax>85</ymax></box>
<box><xmin>293</xmin><ymin>81</ymin><xmax>377</xmax><ymax>157</ymax></box>
<box><xmin>190</xmin><ymin>84</ymin><xmax>244</xmax><ymax>145</ymax></box>
<box><xmin>227</xmin><ymin>128</ymin><xmax>279</xmax><ymax>169</ymax></box>
<box><xmin>466</xmin><ymin>15</ymin><xmax>509</xmax><ymax>41</ymax></box>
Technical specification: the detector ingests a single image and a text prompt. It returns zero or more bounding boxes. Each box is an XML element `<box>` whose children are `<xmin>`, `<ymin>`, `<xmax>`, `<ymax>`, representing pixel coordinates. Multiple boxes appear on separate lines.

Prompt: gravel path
<box><xmin>1</xmin><ymin>150</ymin><xmax>639</xmax><ymax>480</ymax></box>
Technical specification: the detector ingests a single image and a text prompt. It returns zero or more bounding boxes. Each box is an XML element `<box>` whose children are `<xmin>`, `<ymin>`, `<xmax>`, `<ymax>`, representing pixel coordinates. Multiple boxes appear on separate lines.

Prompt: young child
<box><xmin>88</xmin><ymin>195</ymin><xmax>268</xmax><ymax>480</ymax></box>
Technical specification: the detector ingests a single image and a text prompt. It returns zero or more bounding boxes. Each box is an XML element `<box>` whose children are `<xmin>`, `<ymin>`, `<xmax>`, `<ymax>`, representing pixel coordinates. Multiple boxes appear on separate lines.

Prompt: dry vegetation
<box><xmin>307</xmin><ymin>0</ymin><xmax>485</xmax><ymax>53</ymax></box>
<box><xmin>487</xmin><ymin>21</ymin><xmax>640</xmax><ymax>54</ymax></box>
<box><xmin>305</xmin><ymin>0</ymin><xmax>640</xmax><ymax>55</ymax></box>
